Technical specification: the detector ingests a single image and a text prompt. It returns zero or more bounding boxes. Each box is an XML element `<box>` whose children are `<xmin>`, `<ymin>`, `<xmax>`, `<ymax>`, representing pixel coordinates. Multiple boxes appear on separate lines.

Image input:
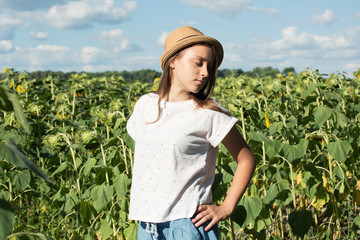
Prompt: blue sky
<box><xmin>0</xmin><ymin>0</ymin><xmax>359</xmax><ymax>75</ymax></box>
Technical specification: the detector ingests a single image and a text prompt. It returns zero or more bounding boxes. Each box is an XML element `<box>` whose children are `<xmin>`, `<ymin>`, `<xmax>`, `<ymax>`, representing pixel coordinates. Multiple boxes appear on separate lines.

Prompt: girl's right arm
<box><xmin>192</xmin><ymin>125</ymin><xmax>256</xmax><ymax>231</ymax></box>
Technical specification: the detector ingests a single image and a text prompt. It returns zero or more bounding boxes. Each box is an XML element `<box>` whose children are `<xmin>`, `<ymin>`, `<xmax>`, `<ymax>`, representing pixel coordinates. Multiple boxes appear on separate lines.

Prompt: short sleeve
<box><xmin>126</xmin><ymin>96</ymin><xmax>144</xmax><ymax>141</ymax></box>
<box><xmin>206</xmin><ymin>104</ymin><xmax>238</xmax><ymax>147</ymax></box>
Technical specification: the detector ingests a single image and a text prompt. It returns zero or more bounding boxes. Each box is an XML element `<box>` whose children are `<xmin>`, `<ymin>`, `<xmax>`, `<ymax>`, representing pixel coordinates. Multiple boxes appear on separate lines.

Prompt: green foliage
<box><xmin>0</xmin><ymin>85</ymin><xmax>30</xmax><ymax>134</ymax></box>
<box><xmin>0</xmin><ymin>82</ymin><xmax>51</xmax><ymax>239</ymax></box>
<box><xmin>0</xmin><ymin>67</ymin><xmax>359</xmax><ymax>239</ymax></box>
<box><xmin>0</xmin><ymin>199</ymin><xmax>14</xmax><ymax>240</ymax></box>
<box><xmin>288</xmin><ymin>210</ymin><xmax>313</xmax><ymax>238</ymax></box>
<box><xmin>0</xmin><ymin>140</ymin><xmax>51</xmax><ymax>184</ymax></box>
<box><xmin>213</xmin><ymin>68</ymin><xmax>360</xmax><ymax>239</ymax></box>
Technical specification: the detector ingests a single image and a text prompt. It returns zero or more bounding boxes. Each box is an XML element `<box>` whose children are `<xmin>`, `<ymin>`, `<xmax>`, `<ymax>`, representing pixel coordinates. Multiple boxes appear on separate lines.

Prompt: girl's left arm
<box><xmin>192</xmin><ymin>125</ymin><xmax>256</xmax><ymax>231</ymax></box>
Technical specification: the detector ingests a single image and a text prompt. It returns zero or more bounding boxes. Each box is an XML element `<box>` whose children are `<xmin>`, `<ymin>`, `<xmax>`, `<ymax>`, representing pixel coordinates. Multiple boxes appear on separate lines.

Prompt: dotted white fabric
<box><xmin>126</xmin><ymin>93</ymin><xmax>238</xmax><ymax>223</ymax></box>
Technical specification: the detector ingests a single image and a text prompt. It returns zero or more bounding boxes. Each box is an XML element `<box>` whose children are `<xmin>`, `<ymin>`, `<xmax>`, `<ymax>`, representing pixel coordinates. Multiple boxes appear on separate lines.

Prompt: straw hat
<box><xmin>160</xmin><ymin>26</ymin><xmax>223</xmax><ymax>70</ymax></box>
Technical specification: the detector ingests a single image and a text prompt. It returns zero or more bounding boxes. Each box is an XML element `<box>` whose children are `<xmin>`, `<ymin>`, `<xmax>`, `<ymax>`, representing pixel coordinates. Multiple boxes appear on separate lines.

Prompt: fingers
<box><xmin>195</xmin><ymin>204</ymin><xmax>207</xmax><ymax>213</ymax></box>
<box><xmin>193</xmin><ymin>210</ymin><xmax>213</xmax><ymax>227</ymax></box>
<box><xmin>192</xmin><ymin>204</ymin><xmax>222</xmax><ymax>231</ymax></box>
<box><xmin>192</xmin><ymin>205</ymin><xmax>209</xmax><ymax>224</ymax></box>
<box><xmin>204</xmin><ymin>219</ymin><xmax>217</xmax><ymax>232</ymax></box>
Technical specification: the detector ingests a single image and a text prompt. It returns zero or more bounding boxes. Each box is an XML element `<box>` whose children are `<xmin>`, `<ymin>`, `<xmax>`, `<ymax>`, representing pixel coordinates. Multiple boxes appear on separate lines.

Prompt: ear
<box><xmin>169</xmin><ymin>56</ymin><xmax>179</xmax><ymax>69</ymax></box>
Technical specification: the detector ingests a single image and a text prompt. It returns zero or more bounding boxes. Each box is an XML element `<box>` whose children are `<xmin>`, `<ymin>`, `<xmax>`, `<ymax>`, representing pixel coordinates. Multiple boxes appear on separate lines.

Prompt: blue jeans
<box><xmin>137</xmin><ymin>218</ymin><xmax>219</xmax><ymax>240</ymax></box>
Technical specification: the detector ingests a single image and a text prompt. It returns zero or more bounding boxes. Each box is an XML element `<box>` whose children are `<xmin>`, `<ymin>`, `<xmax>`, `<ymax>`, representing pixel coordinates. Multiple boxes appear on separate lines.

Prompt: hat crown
<box><xmin>160</xmin><ymin>26</ymin><xmax>223</xmax><ymax>70</ymax></box>
<box><xmin>164</xmin><ymin>26</ymin><xmax>204</xmax><ymax>52</ymax></box>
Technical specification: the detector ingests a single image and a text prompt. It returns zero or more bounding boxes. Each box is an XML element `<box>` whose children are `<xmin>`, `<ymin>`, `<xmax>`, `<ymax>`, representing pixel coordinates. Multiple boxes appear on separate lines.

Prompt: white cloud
<box><xmin>37</xmin><ymin>0</ymin><xmax>137</xmax><ymax>29</ymax></box>
<box><xmin>342</xmin><ymin>26</ymin><xmax>360</xmax><ymax>41</ymax></box>
<box><xmin>97</xmin><ymin>29</ymin><xmax>133</xmax><ymax>51</ymax></box>
<box><xmin>356</xmin><ymin>11</ymin><xmax>360</xmax><ymax>20</ymax></box>
<box><xmin>0</xmin><ymin>0</ymin><xmax>64</xmax><ymax>11</ymax></box>
<box><xmin>271</xmin><ymin>27</ymin><xmax>310</xmax><ymax>49</ymax></box>
<box><xmin>181</xmin><ymin>0</ymin><xmax>251</xmax><ymax>16</ymax></box>
<box><xmin>312</xmin><ymin>9</ymin><xmax>335</xmax><ymax>25</ymax></box>
<box><xmin>181</xmin><ymin>0</ymin><xmax>279</xmax><ymax>17</ymax></box>
<box><xmin>246</xmin><ymin>6</ymin><xmax>279</xmax><ymax>16</ymax></box>
<box><xmin>0</xmin><ymin>42</ymin><xmax>144</xmax><ymax>72</ymax></box>
<box><xmin>225</xmin><ymin>53</ymin><xmax>242</xmax><ymax>63</ymax></box>
<box><xmin>224</xmin><ymin>42</ymin><xmax>237</xmax><ymax>50</ymax></box>
<box><xmin>0</xmin><ymin>15</ymin><xmax>22</xmax><ymax>25</ymax></box>
<box><xmin>0</xmin><ymin>44</ymin><xmax>116</xmax><ymax>71</ymax></box>
<box><xmin>29</xmin><ymin>30</ymin><xmax>48</xmax><ymax>40</ymax></box>
<box><xmin>4</xmin><ymin>44</ymin><xmax>75</xmax><ymax>70</ymax></box>
<box><xmin>0</xmin><ymin>40</ymin><xmax>14</xmax><ymax>53</ymax></box>
<box><xmin>29</xmin><ymin>45</ymin><xmax>74</xmax><ymax>67</ymax></box>
<box><xmin>36</xmin><ymin>44</ymin><xmax>69</xmax><ymax>52</ymax></box>
<box><xmin>223</xmin><ymin>26</ymin><xmax>360</xmax><ymax>74</ymax></box>
<box><xmin>82</xmin><ymin>64</ymin><xmax>113</xmax><ymax>72</ymax></box>
<box><xmin>179</xmin><ymin>20</ymin><xmax>198</xmax><ymax>26</ymax></box>
<box><xmin>323</xmin><ymin>49</ymin><xmax>357</xmax><ymax>59</ymax></box>
<box><xmin>344</xmin><ymin>61</ymin><xmax>360</xmax><ymax>73</ymax></box>
<box><xmin>0</xmin><ymin>15</ymin><xmax>22</xmax><ymax>39</ymax></box>
<box><xmin>269</xmin><ymin>26</ymin><xmax>352</xmax><ymax>51</ymax></box>
<box><xmin>157</xmin><ymin>31</ymin><xmax>169</xmax><ymax>45</ymax></box>
<box><xmin>289</xmin><ymin>50</ymin><xmax>312</xmax><ymax>58</ymax></box>
<box><xmin>81</xmin><ymin>55</ymin><xmax>159</xmax><ymax>72</ymax></box>
<box><xmin>126</xmin><ymin>56</ymin><xmax>159</xmax><ymax>69</ymax></box>
<box><xmin>81</xmin><ymin>46</ymin><xmax>105</xmax><ymax>64</ymax></box>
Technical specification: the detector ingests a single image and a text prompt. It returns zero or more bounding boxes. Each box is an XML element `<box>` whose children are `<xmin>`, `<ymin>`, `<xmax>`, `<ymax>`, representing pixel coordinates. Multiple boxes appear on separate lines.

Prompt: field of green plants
<box><xmin>0</xmin><ymin>67</ymin><xmax>360</xmax><ymax>240</ymax></box>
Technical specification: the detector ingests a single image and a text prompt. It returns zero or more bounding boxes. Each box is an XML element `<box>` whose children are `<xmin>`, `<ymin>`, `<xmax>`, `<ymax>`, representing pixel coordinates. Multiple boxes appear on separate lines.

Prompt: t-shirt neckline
<box><xmin>149</xmin><ymin>93</ymin><xmax>194</xmax><ymax>108</ymax></box>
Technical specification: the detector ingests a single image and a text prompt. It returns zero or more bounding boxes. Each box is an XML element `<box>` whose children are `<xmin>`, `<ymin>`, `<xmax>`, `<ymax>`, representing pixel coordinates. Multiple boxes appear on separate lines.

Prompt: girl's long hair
<box><xmin>152</xmin><ymin>44</ymin><xmax>230</xmax><ymax>123</ymax></box>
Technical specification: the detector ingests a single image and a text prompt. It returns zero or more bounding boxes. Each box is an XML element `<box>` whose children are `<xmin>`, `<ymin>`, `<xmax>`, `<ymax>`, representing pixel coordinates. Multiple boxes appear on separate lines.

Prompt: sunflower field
<box><xmin>0</xmin><ymin>67</ymin><xmax>359</xmax><ymax>240</ymax></box>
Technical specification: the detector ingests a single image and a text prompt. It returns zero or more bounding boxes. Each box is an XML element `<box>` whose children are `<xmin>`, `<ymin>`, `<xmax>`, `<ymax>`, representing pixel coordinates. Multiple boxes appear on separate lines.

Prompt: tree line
<box><xmin>1</xmin><ymin>66</ymin><xmax>296</xmax><ymax>83</ymax></box>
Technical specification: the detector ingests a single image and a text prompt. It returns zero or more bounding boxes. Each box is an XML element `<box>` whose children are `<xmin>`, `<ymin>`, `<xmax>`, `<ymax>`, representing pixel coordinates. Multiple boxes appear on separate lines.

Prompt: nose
<box><xmin>200</xmin><ymin>65</ymin><xmax>209</xmax><ymax>78</ymax></box>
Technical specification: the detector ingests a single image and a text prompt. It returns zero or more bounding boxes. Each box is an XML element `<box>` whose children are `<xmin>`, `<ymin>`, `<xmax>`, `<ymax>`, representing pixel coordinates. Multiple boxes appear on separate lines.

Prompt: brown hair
<box><xmin>152</xmin><ymin>44</ymin><xmax>230</xmax><ymax>123</ymax></box>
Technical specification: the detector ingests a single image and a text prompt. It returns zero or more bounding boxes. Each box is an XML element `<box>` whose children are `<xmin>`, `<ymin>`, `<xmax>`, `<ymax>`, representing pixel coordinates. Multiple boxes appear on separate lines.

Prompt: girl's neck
<box><xmin>166</xmin><ymin>87</ymin><xmax>193</xmax><ymax>102</ymax></box>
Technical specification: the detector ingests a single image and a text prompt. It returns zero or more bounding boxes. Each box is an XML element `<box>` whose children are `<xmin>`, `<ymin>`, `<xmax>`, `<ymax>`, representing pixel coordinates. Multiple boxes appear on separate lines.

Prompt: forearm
<box><xmin>221</xmin><ymin>149</ymin><xmax>256</xmax><ymax>214</ymax></box>
<box><xmin>192</xmin><ymin>131</ymin><xmax>256</xmax><ymax>230</ymax></box>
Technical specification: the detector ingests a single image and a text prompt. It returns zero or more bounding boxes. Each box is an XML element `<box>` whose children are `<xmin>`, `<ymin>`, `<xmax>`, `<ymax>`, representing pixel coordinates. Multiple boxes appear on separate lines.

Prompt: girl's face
<box><xmin>170</xmin><ymin>44</ymin><xmax>214</xmax><ymax>99</ymax></box>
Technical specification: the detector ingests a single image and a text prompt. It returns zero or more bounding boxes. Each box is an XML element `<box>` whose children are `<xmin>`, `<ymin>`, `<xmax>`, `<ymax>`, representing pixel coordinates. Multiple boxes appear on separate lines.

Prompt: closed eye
<box><xmin>194</xmin><ymin>61</ymin><xmax>203</xmax><ymax>67</ymax></box>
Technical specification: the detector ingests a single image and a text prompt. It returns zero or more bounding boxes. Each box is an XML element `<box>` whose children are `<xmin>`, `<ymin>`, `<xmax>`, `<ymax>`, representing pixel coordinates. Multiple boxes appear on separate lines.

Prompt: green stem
<box><xmin>262</xmin><ymin>141</ymin><xmax>267</xmax><ymax>196</ymax></box>
<box><xmin>228</xmin><ymin>218</ymin><xmax>235</xmax><ymax>240</ymax></box>
<box><xmin>240</xmin><ymin>107</ymin><xmax>246</xmax><ymax>142</ymax></box>
<box><xmin>112</xmin><ymin>218</ymin><xmax>116</xmax><ymax>238</ymax></box>
<box><xmin>72</xmin><ymin>89</ymin><xmax>76</xmax><ymax>115</ymax></box>
<box><xmin>278</xmin><ymin>209</ymin><xmax>284</xmax><ymax>239</ymax></box>
<box><xmin>8</xmin><ymin>180</ymin><xmax>13</xmax><ymax>201</ymax></box>
<box><xmin>7</xmin><ymin>232</ymin><xmax>47</xmax><ymax>238</ymax></box>
<box><xmin>50</xmin><ymin>78</ymin><xmax>54</xmax><ymax>101</ymax></box>
<box><xmin>326</xmin><ymin>138</ymin><xmax>340</xmax><ymax>239</ymax></box>
<box><xmin>104</xmin><ymin>77</ymin><xmax>108</xmax><ymax>89</ymax></box>
<box><xmin>290</xmin><ymin>165</ymin><xmax>296</xmax><ymax>209</ymax></box>
<box><xmin>100</xmin><ymin>143</ymin><xmax>110</xmax><ymax>185</ymax></box>
<box><xmin>314</xmin><ymin>209</ymin><xmax>318</xmax><ymax>229</ymax></box>
<box><xmin>255</xmin><ymin>98</ymin><xmax>262</xmax><ymax>113</ymax></box>
<box><xmin>106</xmin><ymin>125</ymin><xmax>110</xmax><ymax>140</ymax></box>
<box><xmin>58</xmin><ymin>133</ymin><xmax>80</xmax><ymax>194</ymax></box>
<box><xmin>277</xmin><ymin>155</ymin><xmax>297</xmax><ymax>209</ymax></box>
<box><xmin>119</xmin><ymin>137</ymin><xmax>129</xmax><ymax>174</ymax></box>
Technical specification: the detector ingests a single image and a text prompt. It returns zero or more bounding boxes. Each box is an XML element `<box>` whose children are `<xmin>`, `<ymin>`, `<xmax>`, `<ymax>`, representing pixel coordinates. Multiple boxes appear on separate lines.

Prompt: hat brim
<box><xmin>160</xmin><ymin>36</ymin><xmax>223</xmax><ymax>70</ymax></box>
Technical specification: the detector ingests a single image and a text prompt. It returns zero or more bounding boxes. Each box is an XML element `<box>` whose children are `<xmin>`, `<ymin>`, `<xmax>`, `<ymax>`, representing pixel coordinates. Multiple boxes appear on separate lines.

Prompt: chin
<box><xmin>191</xmin><ymin>89</ymin><xmax>201</xmax><ymax>94</ymax></box>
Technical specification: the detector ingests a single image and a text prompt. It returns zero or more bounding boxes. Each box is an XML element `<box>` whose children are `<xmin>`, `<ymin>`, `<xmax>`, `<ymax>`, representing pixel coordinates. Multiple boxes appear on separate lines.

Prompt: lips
<box><xmin>195</xmin><ymin>79</ymin><xmax>204</xmax><ymax>85</ymax></box>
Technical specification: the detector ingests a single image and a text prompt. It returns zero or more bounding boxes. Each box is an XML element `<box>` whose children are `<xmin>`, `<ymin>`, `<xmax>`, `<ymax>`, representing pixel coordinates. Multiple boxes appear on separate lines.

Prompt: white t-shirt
<box><xmin>126</xmin><ymin>93</ymin><xmax>238</xmax><ymax>223</ymax></box>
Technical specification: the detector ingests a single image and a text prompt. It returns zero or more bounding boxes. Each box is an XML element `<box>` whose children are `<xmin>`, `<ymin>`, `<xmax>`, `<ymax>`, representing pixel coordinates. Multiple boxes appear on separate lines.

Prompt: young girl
<box><xmin>126</xmin><ymin>26</ymin><xmax>256</xmax><ymax>240</ymax></box>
